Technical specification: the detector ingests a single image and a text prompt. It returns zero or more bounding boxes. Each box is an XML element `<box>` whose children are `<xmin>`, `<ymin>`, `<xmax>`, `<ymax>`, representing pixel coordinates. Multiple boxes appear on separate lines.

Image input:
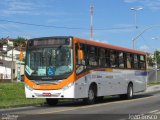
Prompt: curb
<box><xmin>146</xmin><ymin>85</ymin><xmax>160</xmax><ymax>93</ymax></box>
<box><xmin>0</xmin><ymin>103</ymin><xmax>44</xmax><ymax>111</ymax></box>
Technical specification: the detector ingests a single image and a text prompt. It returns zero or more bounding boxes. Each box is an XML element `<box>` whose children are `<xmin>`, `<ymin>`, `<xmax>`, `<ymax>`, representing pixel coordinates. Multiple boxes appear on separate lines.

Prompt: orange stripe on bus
<box><xmin>25</xmin><ymin>67</ymin><xmax>146</xmax><ymax>90</ymax></box>
<box><xmin>24</xmin><ymin>72</ymin><xmax>75</xmax><ymax>90</ymax></box>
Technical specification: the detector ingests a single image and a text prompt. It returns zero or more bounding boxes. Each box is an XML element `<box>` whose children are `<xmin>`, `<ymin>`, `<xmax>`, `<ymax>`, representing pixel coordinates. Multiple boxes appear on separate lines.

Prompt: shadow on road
<box><xmin>40</xmin><ymin>92</ymin><xmax>154</xmax><ymax>108</ymax></box>
<box><xmin>0</xmin><ymin>92</ymin><xmax>155</xmax><ymax>115</ymax></box>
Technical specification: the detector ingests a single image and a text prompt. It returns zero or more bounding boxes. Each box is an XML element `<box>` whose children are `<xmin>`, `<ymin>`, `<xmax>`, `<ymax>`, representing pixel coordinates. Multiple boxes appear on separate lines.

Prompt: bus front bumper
<box><xmin>25</xmin><ymin>84</ymin><xmax>75</xmax><ymax>98</ymax></box>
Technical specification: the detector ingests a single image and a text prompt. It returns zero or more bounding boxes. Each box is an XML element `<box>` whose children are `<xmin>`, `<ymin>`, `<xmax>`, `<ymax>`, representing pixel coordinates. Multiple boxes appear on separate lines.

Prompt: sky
<box><xmin>0</xmin><ymin>0</ymin><xmax>160</xmax><ymax>52</ymax></box>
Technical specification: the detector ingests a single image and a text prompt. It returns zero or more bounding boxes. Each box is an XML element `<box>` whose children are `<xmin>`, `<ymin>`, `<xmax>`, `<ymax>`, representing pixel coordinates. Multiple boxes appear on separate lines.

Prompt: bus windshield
<box><xmin>25</xmin><ymin>46</ymin><xmax>73</xmax><ymax>78</ymax></box>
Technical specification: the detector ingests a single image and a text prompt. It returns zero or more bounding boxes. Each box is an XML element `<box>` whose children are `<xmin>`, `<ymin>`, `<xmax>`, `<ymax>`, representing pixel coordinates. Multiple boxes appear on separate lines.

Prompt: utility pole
<box><xmin>130</xmin><ymin>7</ymin><xmax>143</xmax><ymax>49</ymax></box>
<box><xmin>90</xmin><ymin>4</ymin><xmax>94</xmax><ymax>40</ymax></box>
<box><xmin>11</xmin><ymin>47</ymin><xmax>14</xmax><ymax>82</ymax></box>
<box><xmin>5</xmin><ymin>37</ymin><xmax>14</xmax><ymax>82</ymax></box>
<box><xmin>155</xmin><ymin>50</ymin><xmax>158</xmax><ymax>81</ymax></box>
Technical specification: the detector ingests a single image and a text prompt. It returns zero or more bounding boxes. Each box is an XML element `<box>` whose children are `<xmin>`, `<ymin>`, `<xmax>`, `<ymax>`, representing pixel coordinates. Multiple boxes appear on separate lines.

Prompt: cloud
<box><xmin>144</xmin><ymin>0</ymin><xmax>160</xmax><ymax>10</ymax></box>
<box><xmin>0</xmin><ymin>0</ymin><xmax>34</xmax><ymax>15</ymax></box>
<box><xmin>124</xmin><ymin>0</ymin><xmax>160</xmax><ymax>10</ymax></box>
<box><xmin>0</xmin><ymin>0</ymin><xmax>64</xmax><ymax>16</ymax></box>
<box><xmin>139</xmin><ymin>44</ymin><xmax>150</xmax><ymax>52</ymax></box>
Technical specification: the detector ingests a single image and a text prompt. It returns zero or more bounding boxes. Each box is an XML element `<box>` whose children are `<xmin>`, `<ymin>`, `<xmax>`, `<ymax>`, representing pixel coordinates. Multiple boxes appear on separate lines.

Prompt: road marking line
<box><xmin>155</xmin><ymin>112</ymin><xmax>160</xmax><ymax>114</ymax></box>
<box><xmin>39</xmin><ymin>95</ymin><xmax>160</xmax><ymax>115</ymax></box>
<box><xmin>149</xmin><ymin>110</ymin><xmax>159</xmax><ymax>113</ymax></box>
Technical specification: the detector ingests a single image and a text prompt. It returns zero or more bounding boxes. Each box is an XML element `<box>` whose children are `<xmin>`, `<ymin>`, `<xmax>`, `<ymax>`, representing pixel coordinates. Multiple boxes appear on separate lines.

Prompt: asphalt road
<box><xmin>1</xmin><ymin>70</ymin><xmax>159</xmax><ymax>120</ymax></box>
<box><xmin>1</xmin><ymin>91</ymin><xmax>160</xmax><ymax>120</ymax></box>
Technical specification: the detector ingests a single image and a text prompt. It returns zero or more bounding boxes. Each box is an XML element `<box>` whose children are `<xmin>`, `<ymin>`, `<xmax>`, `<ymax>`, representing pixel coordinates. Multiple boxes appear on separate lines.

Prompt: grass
<box><xmin>148</xmin><ymin>71</ymin><xmax>160</xmax><ymax>86</ymax></box>
<box><xmin>0</xmin><ymin>82</ymin><xmax>45</xmax><ymax>108</ymax></box>
<box><xmin>148</xmin><ymin>81</ymin><xmax>160</xmax><ymax>86</ymax></box>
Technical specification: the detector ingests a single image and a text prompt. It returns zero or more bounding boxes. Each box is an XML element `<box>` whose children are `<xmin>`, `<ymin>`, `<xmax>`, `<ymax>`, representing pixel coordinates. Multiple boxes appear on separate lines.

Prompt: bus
<box><xmin>24</xmin><ymin>36</ymin><xmax>147</xmax><ymax>105</ymax></box>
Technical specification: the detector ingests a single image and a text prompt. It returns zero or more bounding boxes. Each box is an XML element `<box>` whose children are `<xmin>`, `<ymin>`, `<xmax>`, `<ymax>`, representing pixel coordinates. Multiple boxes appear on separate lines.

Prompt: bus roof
<box><xmin>74</xmin><ymin>37</ymin><xmax>146</xmax><ymax>55</ymax></box>
<box><xmin>28</xmin><ymin>36</ymin><xmax>146</xmax><ymax>55</ymax></box>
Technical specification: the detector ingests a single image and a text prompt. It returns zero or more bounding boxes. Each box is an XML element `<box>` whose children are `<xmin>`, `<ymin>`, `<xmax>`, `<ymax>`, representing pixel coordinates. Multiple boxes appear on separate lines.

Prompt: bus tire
<box><xmin>84</xmin><ymin>85</ymin><xmax>96</xmax><ymax>104</ymax></box>
<box><xmin>127</xmin><ymin>83</ymin><xmax>133</xmax><ymax>99</ymax></box>
<box><xmin>120</xmin><ymin>83</ymin><xmax>133</xmax><ymax>99</ymax></box>
<box><xmin>46</xmin><ymin>98</ymin><xmax>58</xmax><ymax>106</ymax></box>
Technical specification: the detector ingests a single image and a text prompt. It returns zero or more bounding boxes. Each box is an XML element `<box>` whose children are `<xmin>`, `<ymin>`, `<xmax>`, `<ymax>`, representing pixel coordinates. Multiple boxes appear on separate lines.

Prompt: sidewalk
<box><xmin>146</xmin><ymin>85</ymin><xmax>160</xmax><ymax>93</ymax></box>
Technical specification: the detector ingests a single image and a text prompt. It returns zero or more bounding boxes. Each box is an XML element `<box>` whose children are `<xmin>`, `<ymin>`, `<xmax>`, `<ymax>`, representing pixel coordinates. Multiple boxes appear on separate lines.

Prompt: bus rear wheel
<box><xmin>120</xmin><ymin>83</ymin><xmax>133</xmax><ymax>99</ymax></box>
<box><xmin>127</xmin><ymin>84</ymin><xmax>133</xmax><ymax>99</ymax></box>
<box><xmin>46</xmin><ymin>98</ymin><xmax>58</xmax><ymax>106</ymax></box>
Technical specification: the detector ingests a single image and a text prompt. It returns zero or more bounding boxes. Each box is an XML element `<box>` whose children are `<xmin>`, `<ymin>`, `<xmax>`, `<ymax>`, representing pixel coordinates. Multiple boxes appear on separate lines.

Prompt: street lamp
<box><xmin>132</xmin><ymin>26</ymin><xmax>160</xmax><ymax>47</ymax></box>
<box><xmin>130</xmin><ymin>7</ymin><xmax>143</xmax><ymax>49</ymax></box>
<box><xmin>130</xmin><ymin>7</ymin><xmax>143</xmax><ymax>29</ymax></box>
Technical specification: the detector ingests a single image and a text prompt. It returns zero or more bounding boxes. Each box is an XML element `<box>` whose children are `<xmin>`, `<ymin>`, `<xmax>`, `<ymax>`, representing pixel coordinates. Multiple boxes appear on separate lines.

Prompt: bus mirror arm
<box><xmin>78</xmin><ymin>50</ymin><xmax>84</xmax><ymax>61</ymax></box>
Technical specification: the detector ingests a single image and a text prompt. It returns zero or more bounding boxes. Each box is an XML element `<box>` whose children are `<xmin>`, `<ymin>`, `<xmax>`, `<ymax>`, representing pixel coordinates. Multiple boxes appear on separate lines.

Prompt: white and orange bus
<box><xmin>24</xmin><ymin>36</ymin><xmax>147</xmax><ymax>105</ymax></box>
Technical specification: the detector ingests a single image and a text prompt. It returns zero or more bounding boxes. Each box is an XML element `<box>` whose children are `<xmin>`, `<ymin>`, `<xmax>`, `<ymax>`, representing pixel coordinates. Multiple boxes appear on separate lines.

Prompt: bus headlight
<box><xmin>63</xmin><ymin>83</ymin><xmax>74</xmax><ymax>90</ymax></box>
<box><xmin>25</xmin><ymin>84</ymin><xmax>33</xmax><ymax>91</ymax></box>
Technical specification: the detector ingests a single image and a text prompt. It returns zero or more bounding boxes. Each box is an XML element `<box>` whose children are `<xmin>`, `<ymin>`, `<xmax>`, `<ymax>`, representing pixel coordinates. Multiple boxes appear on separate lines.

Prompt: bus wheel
<box><xmin>84</xmin><ymin>86</ymin><xmax>96</xmax><ymax>104</ymax></box>
<box><xmin>120</xmin><ymin>83</ymin><xmax>133</xmax><ymax>99</ymax></box>
<box><xmin>127</xmin><ymin>83</ymin><xmax>133</xmax><ymax>99</ymax></box>
<box><xmin>46</xmin><ymin>98</ymin><xmax>58</xmax><ymax>106</ymax></box>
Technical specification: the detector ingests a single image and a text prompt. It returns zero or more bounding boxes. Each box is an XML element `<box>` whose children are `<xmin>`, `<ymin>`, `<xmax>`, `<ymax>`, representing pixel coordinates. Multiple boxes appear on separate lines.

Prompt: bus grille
<box><xmin>31</xmin><ymin>80</ymin><xmax>61</xmax><ymax>85</ymax></box>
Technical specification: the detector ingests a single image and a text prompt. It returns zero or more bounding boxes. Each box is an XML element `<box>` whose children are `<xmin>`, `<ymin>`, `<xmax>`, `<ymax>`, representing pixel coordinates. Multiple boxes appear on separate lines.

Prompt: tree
<box><xmin>146</xmin><ymin>52</ymin><xmax>154</xmax><ymax>66</ymax></box>
<box><xmin>0</xmin><ymin>38</ymin><xmax>7</xmax><ymax>46</ymax></box>
<box><xmin>13</xmin><ymin>37</ymin><xmax>26</xmax><ymax>48</ymax></box>
<box><xmin>155</xmin><ymin>50</ymin><xmax>160</xmax><ymax>64</ymax></box>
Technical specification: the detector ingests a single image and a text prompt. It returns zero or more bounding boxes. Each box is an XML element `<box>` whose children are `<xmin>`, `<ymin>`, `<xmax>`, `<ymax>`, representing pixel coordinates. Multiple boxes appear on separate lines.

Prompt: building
<box><xmin>0</xmin><ymin>38</ymin><xmax>26</xmax><ymax>81</ymax></box>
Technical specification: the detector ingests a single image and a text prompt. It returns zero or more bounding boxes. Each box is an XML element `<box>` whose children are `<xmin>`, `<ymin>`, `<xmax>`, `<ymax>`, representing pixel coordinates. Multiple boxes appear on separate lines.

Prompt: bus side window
<box><xmin>75</xmin><ymin>43</ymin><xmax>87</xmax><ymax>75</ymax></box>
<box><xmin>75</xmin><ymin>44</ymin><xmax>79</xmax><ymax>64</ymax></box>
<box><xmin>126</xmin><ymin>53</ymin><xmax>132</xmax><ymax>69</ymax></box>
<box><xmin>118</xmin><ymin>52</ymin><xmax>124</xmax><ymax>68</ymax></box>
<box><xmin>80</xmin><ymin>44</ymin><xmax>87</xmax><ymax>65</ymax></box>
<box><xmin>139</xmin><ymin>55</ymin><xmax>145</xmax><ymax>69</ymax></box>
<box><xmin>88</xmin><ymin>46</ymin><xmax>98</xmax><ymax>66</ymax></box>
<box><xmin>75</xmin><ymin>43</ymin><xmax>86</xmax><ymax>65</ymax></box>
<box><xmin>95</xmin><ymin>47</ymin><xmax>99</xmax><ymax>66</ymax></box>
<box><xmin>110</xmin><ymin>50</ymin><xmax>117</xmax><ymax>68</ymax></box>
<box><xmin>99</xmin><ymin>48</ymin><xmax>106</xmax><ymax>67</ymax></box>
<box><xmin>134</xmin><ymin>54</ymin><xmax>139</xmax><ymax>69</ymax></box>
<box><xmin>106</xmin><ymin>49</ymin><xmax>110</xmax><ymax>67</ymax></box>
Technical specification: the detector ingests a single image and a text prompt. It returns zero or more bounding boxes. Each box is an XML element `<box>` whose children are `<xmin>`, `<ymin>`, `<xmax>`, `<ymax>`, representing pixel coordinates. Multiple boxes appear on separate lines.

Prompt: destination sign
<box><xmin>33</xmin><ymin>39</ymin><xmax>70</xmax><ymax>46</ymax></box>
<box><xmin>27</xmin><ymin>38</ymin><xmax>72</xmax><ymax>47</ymax></box>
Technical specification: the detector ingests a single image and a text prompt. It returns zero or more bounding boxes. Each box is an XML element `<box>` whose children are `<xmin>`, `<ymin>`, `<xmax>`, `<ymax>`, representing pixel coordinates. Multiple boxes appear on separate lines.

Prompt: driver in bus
<box><xmin>55</xmin><ymin>49</ymin><xmax>71</xmax><ymax>75</ymax></box>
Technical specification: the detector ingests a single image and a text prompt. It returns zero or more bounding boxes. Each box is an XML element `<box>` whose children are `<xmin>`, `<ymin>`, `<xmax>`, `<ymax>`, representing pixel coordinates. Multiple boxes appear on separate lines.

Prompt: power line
<box><xmin>0</xmin><ymin>19</ymin><xmax>89</xmax><ymax>30</ymax></box>
<box><xmin>0</xmin><ymin>19</ymin><xmax>135</xmax><ymax>31</ymax></box>
<box><xmin>0</xmin><ymin>23</ymin><xmax>31</xmax><ymax>38</ymax></box>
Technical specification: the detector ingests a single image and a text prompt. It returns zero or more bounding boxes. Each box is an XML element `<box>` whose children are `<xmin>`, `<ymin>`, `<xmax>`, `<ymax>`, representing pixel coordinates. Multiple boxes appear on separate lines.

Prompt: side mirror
<box><xmin>78</xmin><ymin>50</ymin><xmax>84</xmax><ymax>61</ymax></box>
